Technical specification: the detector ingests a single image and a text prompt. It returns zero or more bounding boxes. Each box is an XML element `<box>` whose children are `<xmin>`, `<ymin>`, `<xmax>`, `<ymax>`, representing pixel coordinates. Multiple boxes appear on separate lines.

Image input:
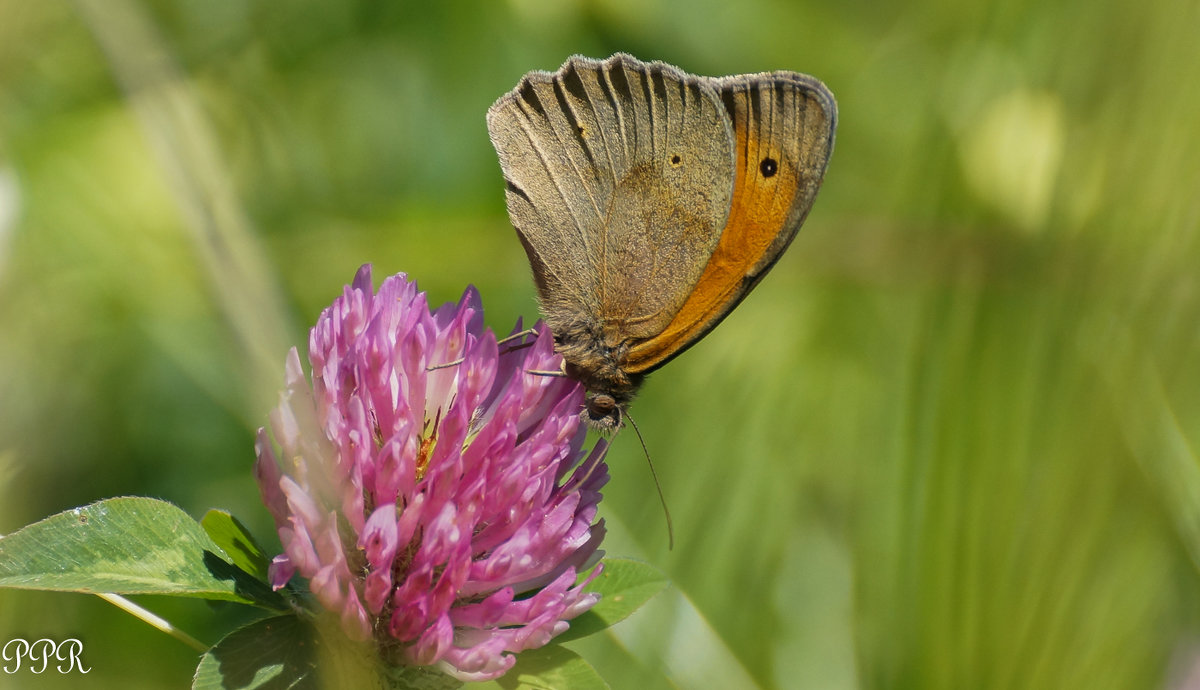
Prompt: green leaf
<box><xmin>196</xmin><ymin>615</ymin><xmax>466</xmax><ymax>690</ymax></box>
<box><xmin>480</xmin><ymin>645</ymin><xmax>608</xmax><ymax>690</ymax></box>
<box><xmin>198</xmin><ymin>510</ymin><xmax>288</xmax><ymax>610</ymax></box>
<box><xmin>0</xmin><ymin>497</ymin><xmax>260</xmax><ymax>604</ymax></box>
<box><xmin>193</xmin><ymin>615</ymin><xmax>318</xmax><ymax>690</ymax></box>
<box><xmin>554</xmin><ymin>558</ymin><xmax>669</xmax><ymax>644</ymax></box>
<box><xmin>201</xmin><ymin>509</ymin><xmax>272</xmax><ymax>582</ymax></box>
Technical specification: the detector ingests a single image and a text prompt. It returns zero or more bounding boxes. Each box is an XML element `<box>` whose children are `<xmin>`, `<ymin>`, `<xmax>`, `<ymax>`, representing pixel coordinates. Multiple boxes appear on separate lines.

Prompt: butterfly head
<box><xmin>583</xmin><ymin>391</ymin><xmax>624</xmax><ymax>431</ymax></box>
<box><xmin>558</xmin><ymin>354</ymin><xmax>643</xmax><ymax>433</ymax></box>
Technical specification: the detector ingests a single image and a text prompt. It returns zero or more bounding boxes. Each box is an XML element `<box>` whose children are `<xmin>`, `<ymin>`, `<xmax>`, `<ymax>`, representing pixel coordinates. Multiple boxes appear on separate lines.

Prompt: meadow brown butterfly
<box><xmin>487</xmin><ymin>54</ymin><xmax>837</xmax><ymax>429</ymax></box>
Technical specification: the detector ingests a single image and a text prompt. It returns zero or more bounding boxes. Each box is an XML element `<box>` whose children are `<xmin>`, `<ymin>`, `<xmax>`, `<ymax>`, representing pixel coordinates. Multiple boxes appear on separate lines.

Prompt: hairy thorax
<box><xmin>553</xmin><ymin>319</ymin><xmax>646</xmax><ymax>430</ymax></box>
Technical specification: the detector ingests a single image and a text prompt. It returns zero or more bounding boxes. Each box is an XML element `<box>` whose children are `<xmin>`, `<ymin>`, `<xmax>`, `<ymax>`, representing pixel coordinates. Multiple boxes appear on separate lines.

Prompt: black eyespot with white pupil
<box><xmin>760</xmin><ymin>157</ymin><xmax>778</xmax><ymax>178</ymax></box>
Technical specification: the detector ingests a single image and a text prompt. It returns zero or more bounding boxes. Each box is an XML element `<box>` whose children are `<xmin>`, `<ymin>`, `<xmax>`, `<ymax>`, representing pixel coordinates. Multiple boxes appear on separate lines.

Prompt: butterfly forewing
<box><xmin>624</xmin><ymin>71</ymin><xmax>837</xmax><ymax>374</ymax></box>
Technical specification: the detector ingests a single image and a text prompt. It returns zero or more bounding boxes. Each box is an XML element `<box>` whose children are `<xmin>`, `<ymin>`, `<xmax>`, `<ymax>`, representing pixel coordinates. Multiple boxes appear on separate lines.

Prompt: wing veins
<box><xmin>548</xmin><ymin>78</ymin><xmax>605</xmax><ymax>261</ymax></box>
<box><xmin>767</xmin><ymin>82</ymin><xmax>784</xmax><ymax>240</ymax></box>
<box><xmin>509</xmin><ymin>98</ymin><xmax>593</xmax><ymax>306</ymax></box>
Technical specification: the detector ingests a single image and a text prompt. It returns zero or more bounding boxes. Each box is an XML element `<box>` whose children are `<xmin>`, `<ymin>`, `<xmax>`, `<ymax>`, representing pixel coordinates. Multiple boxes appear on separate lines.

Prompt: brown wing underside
<box><xmin>486</xmin><ymin>54</ymin><xmax>736</xmax><ymax>344</ymax></box>
<box><xmin>624</xmin><ymin>72</ymin><xmax>838</xmax><ymax>374</ymax></box>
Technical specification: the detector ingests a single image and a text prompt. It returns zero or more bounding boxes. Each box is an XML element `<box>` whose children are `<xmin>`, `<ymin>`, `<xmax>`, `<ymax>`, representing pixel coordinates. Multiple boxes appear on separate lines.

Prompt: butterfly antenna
<box><xmin>624</xmin><ymin>411</ymin><xmax>674</xmax><ymax>550</ymax></box>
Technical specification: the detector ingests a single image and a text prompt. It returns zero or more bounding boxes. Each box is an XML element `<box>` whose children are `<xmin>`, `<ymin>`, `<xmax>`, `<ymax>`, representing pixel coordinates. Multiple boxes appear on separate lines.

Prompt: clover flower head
<box><xmin>255</xmin><ymin>265</ymin><xmax>608</xmax><ymax>681</ymax></box>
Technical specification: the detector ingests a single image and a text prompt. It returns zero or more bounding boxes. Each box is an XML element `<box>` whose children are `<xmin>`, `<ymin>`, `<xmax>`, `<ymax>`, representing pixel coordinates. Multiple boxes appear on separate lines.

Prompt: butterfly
<box><xmin>487</xmin><ymin>53</ymin><xmax>836</xmax><ymax>429</ymax></box>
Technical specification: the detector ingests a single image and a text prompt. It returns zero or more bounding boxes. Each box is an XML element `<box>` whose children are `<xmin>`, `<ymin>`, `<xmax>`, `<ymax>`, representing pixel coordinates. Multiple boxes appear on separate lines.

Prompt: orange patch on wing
<box><xmin>624</xmin><ymin>117</ymin><xmax>802</xmax><ymax>373</ymax></box>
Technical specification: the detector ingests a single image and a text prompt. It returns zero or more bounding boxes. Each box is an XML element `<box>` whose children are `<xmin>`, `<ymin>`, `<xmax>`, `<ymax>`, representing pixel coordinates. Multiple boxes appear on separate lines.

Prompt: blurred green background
<box><xmin>2</xmin><ymin>0</ymin><xmax>1199</xmax><ymax>687</ymax></box>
